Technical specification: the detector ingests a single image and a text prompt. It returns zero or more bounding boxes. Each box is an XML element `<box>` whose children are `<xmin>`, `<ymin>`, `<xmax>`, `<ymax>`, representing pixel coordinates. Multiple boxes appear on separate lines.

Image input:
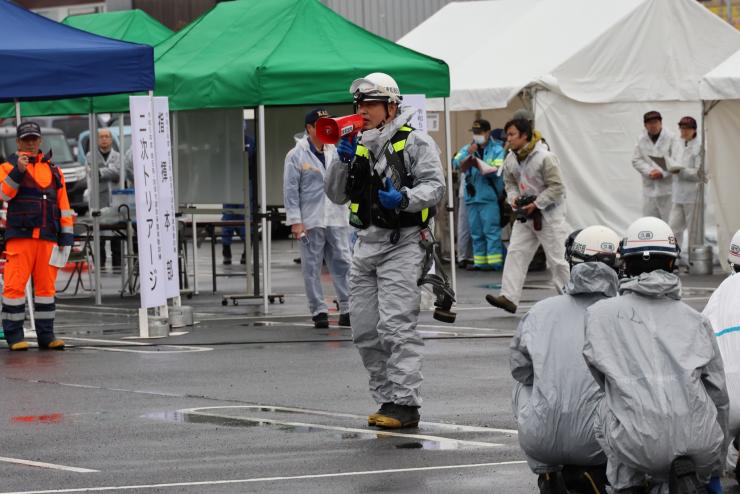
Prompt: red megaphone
<box><xmin>316</xmin><ymin>114</ymin><xmax>364</xmax><ymax>145</ymax></box>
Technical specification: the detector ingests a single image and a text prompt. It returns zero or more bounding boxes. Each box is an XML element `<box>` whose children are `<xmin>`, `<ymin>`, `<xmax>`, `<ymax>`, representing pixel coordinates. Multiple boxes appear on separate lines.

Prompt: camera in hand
<box><xmin>514</xmin><ymin>195</ymin><xmax>542</xmax><ymax>231</ymax></box>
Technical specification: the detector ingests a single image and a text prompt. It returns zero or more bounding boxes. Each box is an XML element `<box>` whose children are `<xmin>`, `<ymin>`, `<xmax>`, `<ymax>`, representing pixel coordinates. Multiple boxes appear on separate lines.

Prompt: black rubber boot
<box><xmin>337</xmin><ymin>313</ymin><xmax>350</xmax><ymax>327</ymax></box>
<box><xmin>537</xmin><ymin>472</ymin><xmax>569</xmax><ymax>494</ymax></box>
<box><xmin>668</xmin><ymin>457</ymin><xmax>706</xmax><ymax>494</ymax></box>
<box><xmin>312</xmin><ymin>312</ymin><xmax>328</xmax><ymax>329</ymax></box>
<box><xmin>374</xmin><ymin>404</ymin><xmax>420</xmax><ymax>429</ymax></box>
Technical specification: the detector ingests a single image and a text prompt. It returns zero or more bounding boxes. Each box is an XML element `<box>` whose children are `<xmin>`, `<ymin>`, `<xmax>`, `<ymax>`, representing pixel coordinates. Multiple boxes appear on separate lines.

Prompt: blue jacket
<box><xmin>453</xmin><ymin>138</ymin><xmax>505</xmax><ymax>204</ymax></box>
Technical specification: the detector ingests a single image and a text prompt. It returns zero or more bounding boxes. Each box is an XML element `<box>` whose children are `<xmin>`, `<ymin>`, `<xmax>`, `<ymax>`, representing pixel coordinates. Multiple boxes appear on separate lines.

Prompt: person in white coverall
<box><xmin>668</xmin><ymin>116</ymin><xmax>704</xmax><ymax>254</ymax></box>
<box><xmin>584</xmin><ymin>217</ymin><xmax>729</xmax><ymax>494</ymax></box>
<box><xmin>511</xmin><ymin>225</ymin><xmax>621</xmax><ymax>494</ymax></box>
<box><xmin>632</xmin><ymin>111</ymin><xmax>675</xmax><ymax>221</ymax></box>
<box><xmin>283</xmin><ymin>108</ymin><xmax>352</xmax><ymax>329</ymax></box>
<box><xmin>324</xmin><ymin>72</ymin><xmax>445</xmax><ymax>429</ymax></box>
<box><xmin>703</xmin><ymin>229</ymin><xmax>740</xmax><ymax>485</ymax></box>
<box><xmin>485</xmin><ymin>118</ymin><xmax>570</xmax><ymax>314</ymax></box>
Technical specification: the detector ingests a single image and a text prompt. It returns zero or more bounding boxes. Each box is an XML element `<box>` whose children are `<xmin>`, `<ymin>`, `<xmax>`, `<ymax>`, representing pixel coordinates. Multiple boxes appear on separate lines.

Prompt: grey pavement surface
<box><xmin>0</xmin><ymin>238</ymin><xmax>737</xmax><ymax>493</ymax></box>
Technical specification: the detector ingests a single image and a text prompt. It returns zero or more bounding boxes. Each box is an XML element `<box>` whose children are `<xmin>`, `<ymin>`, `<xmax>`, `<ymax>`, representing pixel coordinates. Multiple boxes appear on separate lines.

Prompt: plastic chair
<box><xmin>59</xmin><ymin>223</ymin><xmax>94</xmax><ymax>295</ymax></box>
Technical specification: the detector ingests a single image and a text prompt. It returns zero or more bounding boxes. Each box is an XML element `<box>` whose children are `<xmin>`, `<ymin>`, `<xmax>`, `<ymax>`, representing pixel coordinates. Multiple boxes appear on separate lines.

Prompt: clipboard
<box><xmin>648</xmin><ymin>155</ymin><xmax>667</xmax><ymax>171</ymax></box>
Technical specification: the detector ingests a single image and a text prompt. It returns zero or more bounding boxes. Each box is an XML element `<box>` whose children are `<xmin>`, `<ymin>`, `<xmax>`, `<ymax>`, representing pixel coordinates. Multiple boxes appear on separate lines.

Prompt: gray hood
<box><xmin>566</xmin><ymin>262</ymin><xmax>619</xmax><ymax>297</ymax></box>
<box><xmin>359</xmin><ymin>106</ymin><xmax>416</xmax><ymax>160</ymax></box>
<box><xmin>619</xmin><ymin>269</ymin><xmax>681</xmax><ymax>300</ymax></box>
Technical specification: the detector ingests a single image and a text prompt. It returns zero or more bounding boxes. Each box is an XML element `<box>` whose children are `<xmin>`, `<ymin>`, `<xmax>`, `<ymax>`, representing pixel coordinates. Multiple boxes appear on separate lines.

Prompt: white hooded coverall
<box><xmin>584</xmin><ymin>270</ymin><xmax>729</xmax><ymax>490</ymax></box>
<box><xmin>511</xmin><ymin>262</ymin><xmax>618</xmax><ymax>473</ymax></box>
<box><xmin>500</xmin><ymin>141</ymin><xmax>570</xmax><ymax>306</ymax></box>
<box><xmin>668</xmin><ymin>136</ymin><xmax>703</xmax><ymax>250</ymax></box>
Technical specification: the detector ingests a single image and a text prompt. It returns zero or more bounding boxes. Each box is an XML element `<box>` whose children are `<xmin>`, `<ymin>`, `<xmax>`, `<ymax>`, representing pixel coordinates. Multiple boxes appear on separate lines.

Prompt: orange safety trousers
<box><xmin>2</xmin><ymin>238</ymin><xmax>59</xmax><ymax>345</ymax></box>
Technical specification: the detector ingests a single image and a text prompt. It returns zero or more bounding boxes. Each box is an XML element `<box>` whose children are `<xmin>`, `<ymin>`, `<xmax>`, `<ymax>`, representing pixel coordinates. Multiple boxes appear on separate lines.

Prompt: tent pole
<box><xmin>118</xmin><ymin>113</ymin><xmax>126</xmax><ymax>189</ymax></box>
<box><xmin>89</xmin><ymin>110</ymin><xmax>102</xmax><ymax>305</ymax></box>
<box><xmin>443</xmin><ymin>98</ymin><xmax>457</xmax><ymax>294</ymax></box>
<box><xmin>14</xmin><ymin>100</ymin><xmax>36</xmax><ymax>334</ymax></box>
<box><xmin>258</xmin><ymin>105</ymin><xmax>268</xmax><ymax>313</ymax></box>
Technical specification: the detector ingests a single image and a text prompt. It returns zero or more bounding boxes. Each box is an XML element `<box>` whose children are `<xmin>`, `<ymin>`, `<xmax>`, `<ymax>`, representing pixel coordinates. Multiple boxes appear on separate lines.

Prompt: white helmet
<box><xmin>350</xmin><ymin>72</ymin><xmax>402</xmax><ymax>105</ymax></box>
<box><xmin>566</xmin><ymin>225</ymin><xmax>621</xmax><ymax>266</ymax></box>
<box><xmin>620</xmin><ymin>216</ymin><xmax>679</xmax><ymax>259</ymax></box>
<box><xmin>729</xmin><ymin>229</ymin><xmax>740</xmax><ymax>267</ymax></box>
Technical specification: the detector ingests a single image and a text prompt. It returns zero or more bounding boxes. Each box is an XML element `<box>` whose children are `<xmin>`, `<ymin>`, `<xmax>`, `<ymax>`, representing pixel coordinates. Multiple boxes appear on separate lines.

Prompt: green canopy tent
<box><xmin>62</xmin><ymin>9</ymin><xmax>173</xmax><ymax>45</ymax></box>
<box><xmin>3</xmin><ymin>0</ymin><xmax>454</xmax><ymax>307</ymax></box>
<box><xmin>146</xmin><ymin>0</ymin><xmax>451</xmax><ymax>306</ymax></box>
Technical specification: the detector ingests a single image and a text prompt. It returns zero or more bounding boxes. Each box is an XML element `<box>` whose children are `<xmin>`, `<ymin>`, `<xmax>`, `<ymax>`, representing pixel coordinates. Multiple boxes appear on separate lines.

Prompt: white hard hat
<box><xmin>620</xmin><ymin>216</ymin><xmax>679</xmax><ymax>259</ymax></box>
<box><xmin>567</xmin><ymin>225</ymin><xmax>621</xmax><ymax>266</ymax></box>
<box><xmin>729</xmin><ymin>229</ymin><xmax>740</xmax><ymax>266</ymax></box>
<box><xmin>350</xmin><ymin>72</ymin><xmax>402</xmax><ymax>105</ymax></box>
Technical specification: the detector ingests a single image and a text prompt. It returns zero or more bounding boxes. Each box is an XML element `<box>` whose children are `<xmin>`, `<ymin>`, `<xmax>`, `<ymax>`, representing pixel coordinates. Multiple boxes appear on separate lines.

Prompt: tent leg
<box><xmin>258</xmin><ymin>105</ymin><xmax>268</xmax><ymax>313</ymax></box>
<box><xmin>89</xmin><ymin>112</ymin><xmax>102</xmax><ymax>305</ymax></box>
<box><xmin>443</xmin><ymin>98</ymin><xmax>456</xmax><ymax>294</ymax></box>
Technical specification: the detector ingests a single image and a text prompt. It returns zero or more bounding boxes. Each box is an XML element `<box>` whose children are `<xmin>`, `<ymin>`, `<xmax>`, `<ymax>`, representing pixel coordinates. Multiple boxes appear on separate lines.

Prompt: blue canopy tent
<box><xmin>0</xmin><ymin>0</ymin><xmax>154</xmax><ymax>307</ymax></box>
<box><xmin>0</xmin><ymin>0</ymin><xmax>153</xmax><ymax>102</ymax></box>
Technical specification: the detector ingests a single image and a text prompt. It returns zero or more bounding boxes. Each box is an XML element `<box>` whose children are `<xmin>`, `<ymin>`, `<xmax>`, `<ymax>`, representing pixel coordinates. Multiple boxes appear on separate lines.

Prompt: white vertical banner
<box><xmin>401</xmin><ymin>94</ymin><xmax>427</xmax><ymax>132</ymax></box>
<box><xmin>152</xmin><ymin>97</ymin><xmax>179</xmax><ymax>298</ymax></box>
<box><xmin>130</xmin><ymin>95</ymin><xmax>166</xmax><ymax>309</ymax></box>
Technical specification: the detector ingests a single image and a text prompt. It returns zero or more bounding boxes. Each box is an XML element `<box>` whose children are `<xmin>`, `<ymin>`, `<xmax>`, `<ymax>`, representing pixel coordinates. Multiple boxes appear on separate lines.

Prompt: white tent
<box><xmin>401</xmin><ymin>0</ymin><xmax>740</xmax><ymax>235</ymax></box>
<box><xmin>536</xmin><ymin>0</ymin><xmax>740</xmax><ymax>233</ymax></box>
<box><xmin>700</xmin><ymin>49</ymin><xmax>740</xmax><ymax>268</ymax></box>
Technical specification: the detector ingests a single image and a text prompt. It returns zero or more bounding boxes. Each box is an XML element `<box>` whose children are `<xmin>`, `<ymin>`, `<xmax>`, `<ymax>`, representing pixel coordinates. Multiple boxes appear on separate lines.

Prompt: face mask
<box><xmin>473</xmin><ymin>135</ymin><xmax>486</xmax><ymax>145</ymax></box>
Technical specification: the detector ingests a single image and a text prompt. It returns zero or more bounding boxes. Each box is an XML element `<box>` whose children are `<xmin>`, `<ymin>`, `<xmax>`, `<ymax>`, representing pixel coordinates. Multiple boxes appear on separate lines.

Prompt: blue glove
<box><xmin>706</xmin><ymin>476</ymin><xmax>723</xmax><ymax>494</ymax></box>
<box><xmin>378</xmin><ymin>177</ymin><xmax>403</xmax><ymax>209</ymax></box>
<box><xmin>337</xmin><ymin>135</ymin><xmax>358</xmax><ymax>164</ymax></box>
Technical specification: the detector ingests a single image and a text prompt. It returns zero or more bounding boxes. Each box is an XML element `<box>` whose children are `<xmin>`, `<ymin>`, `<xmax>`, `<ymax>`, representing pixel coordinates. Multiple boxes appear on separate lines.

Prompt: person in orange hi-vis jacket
<box><xmin>1</xmin><ymin>122</ymin><xmax>75</xmax><ymax>351</ymax></box>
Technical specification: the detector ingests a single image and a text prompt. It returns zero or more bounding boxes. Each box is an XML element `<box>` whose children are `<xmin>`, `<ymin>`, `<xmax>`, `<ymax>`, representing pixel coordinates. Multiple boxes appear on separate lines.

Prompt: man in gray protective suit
<box><xmin>584</xmin><ymin>216</ymin><xmax>729</xmax><ymax>494</ymax></box>
<box><xmin>511</xmin><ymin>225</ymin><xmax>621</xmax><ymax>494</ymax></box>
<box><xmin>325</xmin><ymin>72</ymin><xmax>445</xmax><ymax>429</ymax></box>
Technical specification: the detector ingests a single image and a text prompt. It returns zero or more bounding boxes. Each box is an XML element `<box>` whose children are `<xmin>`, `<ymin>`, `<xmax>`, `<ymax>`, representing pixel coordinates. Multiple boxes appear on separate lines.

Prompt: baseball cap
<box><xmin>17</xmin><ymin>121</ymin><xmax>41</xmax><ymax>139</ymax></box>
<box><xmin>678</xmin><ymin>116</ymin><xmax>697</xmax><ymax>129</ymax></box>
<box><xmin>512</xmin><ymin>108</ymin><xmax>534</xmax><ymax>122</ymax></box>
<box><xmin>470</xmin><ymin>119</ymin><xmax>491</xmax><ymax>133</ymax></box>
<box><xmin>305</xmin><ymin>108</ymin><xmax>330</xmax><ymax>125</ymax></box>
<box><xmin>643</xmin><ymin>110</ymin><xmax>662</xmax><ymax>123</ymax></box>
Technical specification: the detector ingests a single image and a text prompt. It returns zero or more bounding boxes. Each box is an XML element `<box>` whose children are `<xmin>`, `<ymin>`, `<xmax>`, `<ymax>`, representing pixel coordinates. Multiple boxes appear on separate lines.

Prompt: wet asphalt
<box><xmin>0</xmin><ymin>239</ymin><xmax>736</xmax><ymax>494</ymax></box>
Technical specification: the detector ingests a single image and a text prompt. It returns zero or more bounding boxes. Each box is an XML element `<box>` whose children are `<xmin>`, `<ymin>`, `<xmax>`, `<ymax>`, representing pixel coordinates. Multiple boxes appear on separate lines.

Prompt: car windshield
<box><xmin>43</xmin><ymin>134</ymin><xmax>75</xmax><ymax>163</ymax></box>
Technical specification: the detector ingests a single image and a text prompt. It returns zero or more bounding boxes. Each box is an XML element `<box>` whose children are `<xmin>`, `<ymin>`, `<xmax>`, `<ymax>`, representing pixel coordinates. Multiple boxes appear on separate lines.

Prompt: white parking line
<box><xmin>184</xmin><ymin>405</ymin><xmax>518</xmax><ymax>435</ymax></box>
<box><xmin>0</xmin><ymin>456</ymin><xmax>98</xmax><ymax>474</ymax></box>
<box><xmin>63</xmin><ymin>337</ymin><xmax>212</xmax><ymax>354</ymax></box>
<box><xmin>181</xmin><ymin>409</ymin><xmax>503</xmax><ymax>448</ymax></box>
<box><xmin>0</xmin><ymin>461</ymin><xmax>527</xmax><ymax>493</ymax></box>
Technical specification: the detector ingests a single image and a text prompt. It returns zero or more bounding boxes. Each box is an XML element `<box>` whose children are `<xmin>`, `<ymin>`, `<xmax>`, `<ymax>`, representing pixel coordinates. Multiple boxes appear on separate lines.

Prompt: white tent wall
<box><xmin>534</xmin><ymin>90</ymin><xmax>702</xmax><ymax>235</ymax></box>
<box><xmin>705</xmin><ymin>100</ymin><xmax>740</xmax><ymax>272</ymax></box>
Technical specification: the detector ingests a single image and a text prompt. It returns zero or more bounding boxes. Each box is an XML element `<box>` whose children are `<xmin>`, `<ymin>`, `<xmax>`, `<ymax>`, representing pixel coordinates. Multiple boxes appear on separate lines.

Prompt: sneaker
<box><xmin>669</xmin><ymin>457</ymin><xmax>704</xmax><ymax>494</ymax></box>
<box><xmin>537</xmin><ymin>472</ymin><xmax>569</xmax><ymax>494</ymax></box>
<box><xmin>338</xmin><ymin>313</ymin><xmax>351</xmax><ymax>327</ymax></box>
<box><xmin>312</xmin><ymin>312</ymin><xmax>329</xmax><ymax>329</ymax></box>
<box><xmin>485</xmin><ymin>294</ymin><xmax>517</xmax><ymax>313</ymax></box>
<box><xmin>293</xmin><ymin>257</ymin><xmax>301</xmax><ymax>265</ymax></box>
<box><xmin>367</xmin><ymin>402</ymin><xmax>393</xmax><ymax>426</ymax></box>
<box><xmin>40</xmin><ymin>339</ymin><xmax>65</xmax><ymax>351</ymax></box>
<box><xmin>9</xmin><ymin>341</ymin><xmax>29</xmax><ymax>351</ymax></box>
<box><xmin>373</xmin><ymin>403</ymin><xmax>420</xmax><ymax>429</ymax></box>
<box><xmin>466</xmin><ymin>264</ymin><xmax>482</xmax><ymax>271</ymax></box>
<box><xmin>457</xmin><ymin>259</ymin><xmax>473</xmax><ymax>269</ymax></box>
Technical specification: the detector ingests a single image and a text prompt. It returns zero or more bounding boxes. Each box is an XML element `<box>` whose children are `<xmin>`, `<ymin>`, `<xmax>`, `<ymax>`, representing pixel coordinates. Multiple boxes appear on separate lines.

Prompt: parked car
<box><xmin>0</xmin><ymin>127</ymin><xmax>88</xmax><ymax>215</ymax></box>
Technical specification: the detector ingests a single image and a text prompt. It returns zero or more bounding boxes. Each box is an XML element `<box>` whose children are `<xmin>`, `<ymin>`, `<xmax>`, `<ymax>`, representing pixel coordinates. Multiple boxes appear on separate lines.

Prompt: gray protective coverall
<box><xmin>324</xmin><ymin>106</ymin><xmax>446</xmax><ymax>407</ymax></box>
<box><xmin>583</xmin><ymin>270</ymin><xmax>729</xmax><ymax>490</ymax></box>
<box><xmin>511</xmin><ymin>262</ymin><xmax>617</xmax><ymax>473</ymax></box>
